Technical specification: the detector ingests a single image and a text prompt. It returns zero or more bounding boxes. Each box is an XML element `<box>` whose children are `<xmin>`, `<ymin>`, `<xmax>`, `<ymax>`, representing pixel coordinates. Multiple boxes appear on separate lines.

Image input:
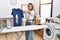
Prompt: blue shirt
<box><xmin>11</xmin><ymin>8</ymin><xmax>24</xmax><ymax>26</ymax></box>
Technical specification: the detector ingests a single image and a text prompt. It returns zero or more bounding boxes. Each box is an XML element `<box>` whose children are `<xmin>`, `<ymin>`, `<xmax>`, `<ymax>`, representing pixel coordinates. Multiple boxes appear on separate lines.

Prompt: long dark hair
<box><xmin>28</xmin><ymin>3</ymin><xmax>33</xmax><ymax>11</ymax></box>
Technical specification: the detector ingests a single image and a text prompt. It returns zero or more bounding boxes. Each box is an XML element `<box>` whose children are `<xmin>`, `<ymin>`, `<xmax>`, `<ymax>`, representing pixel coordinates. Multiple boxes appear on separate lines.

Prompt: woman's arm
<box><xmin>23</xmin><ymin>11</ymin><xmax>31</xmax><ymax>14</ymax></box>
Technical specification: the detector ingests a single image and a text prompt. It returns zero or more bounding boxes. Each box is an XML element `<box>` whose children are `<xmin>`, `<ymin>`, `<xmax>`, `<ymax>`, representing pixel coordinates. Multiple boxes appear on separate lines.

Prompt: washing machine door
<box><xmin>44</xmin><ymin>27</ymin><xmax>54</xmax><ymax>39</ymax></box>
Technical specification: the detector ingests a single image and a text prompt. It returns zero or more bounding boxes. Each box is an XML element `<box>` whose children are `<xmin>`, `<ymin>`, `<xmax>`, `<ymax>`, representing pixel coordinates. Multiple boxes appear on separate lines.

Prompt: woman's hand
<box><xmin>24</xmin><ymin>11</ymin><xmax>31</xmax><ymax>14</ymax></box>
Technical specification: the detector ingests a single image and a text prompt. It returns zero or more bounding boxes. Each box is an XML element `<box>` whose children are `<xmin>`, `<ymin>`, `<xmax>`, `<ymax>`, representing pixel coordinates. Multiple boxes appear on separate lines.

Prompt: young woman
<box><xmin>24</xmin><ymin>3</ymin><xmax>34</xmax><ymax>40</ymax></box>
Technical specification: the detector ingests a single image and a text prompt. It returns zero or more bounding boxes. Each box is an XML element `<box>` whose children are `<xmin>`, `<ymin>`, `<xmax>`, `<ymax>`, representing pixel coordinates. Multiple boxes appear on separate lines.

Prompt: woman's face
<box><xmin>28</xmin><ymin>4</ymin><xmax>33</xmax><ymax>11</ymax></box>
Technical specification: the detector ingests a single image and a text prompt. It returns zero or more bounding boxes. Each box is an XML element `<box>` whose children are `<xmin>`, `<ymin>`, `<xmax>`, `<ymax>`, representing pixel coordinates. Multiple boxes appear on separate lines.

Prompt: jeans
<box><xmin>25</xmin><ymin>22</ymin><xmax>34</xmax><ymax>40</ymax></box>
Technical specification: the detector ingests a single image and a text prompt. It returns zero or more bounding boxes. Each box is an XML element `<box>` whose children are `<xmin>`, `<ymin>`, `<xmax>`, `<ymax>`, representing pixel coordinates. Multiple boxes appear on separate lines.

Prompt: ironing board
<box><xmin>0</xmin><ymin>25</ymin><xmax>48</xmax><ymax>40</ymax></box>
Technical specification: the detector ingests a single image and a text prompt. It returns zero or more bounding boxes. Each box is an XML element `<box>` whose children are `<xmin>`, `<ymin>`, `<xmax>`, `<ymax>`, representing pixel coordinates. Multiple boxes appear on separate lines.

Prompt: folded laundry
<box><xmin>11</xmin><ymin>8</ymin><xmax>24</xmax><ymax>26</ymax></box>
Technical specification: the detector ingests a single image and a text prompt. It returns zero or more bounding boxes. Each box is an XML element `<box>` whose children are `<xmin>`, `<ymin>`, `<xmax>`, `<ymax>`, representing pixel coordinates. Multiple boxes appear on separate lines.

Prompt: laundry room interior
<box><xmin>0</xmin><ymin>0</ymin><xmax>60</xmax><ymax>40</ymax></box>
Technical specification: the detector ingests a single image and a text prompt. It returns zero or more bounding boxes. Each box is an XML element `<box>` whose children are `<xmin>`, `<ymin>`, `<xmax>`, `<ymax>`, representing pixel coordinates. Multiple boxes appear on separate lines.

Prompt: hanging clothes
<box><xmin>11</xmin><ymin>8</ymin><xmax>24</xmax><ymax>26</ymax></box>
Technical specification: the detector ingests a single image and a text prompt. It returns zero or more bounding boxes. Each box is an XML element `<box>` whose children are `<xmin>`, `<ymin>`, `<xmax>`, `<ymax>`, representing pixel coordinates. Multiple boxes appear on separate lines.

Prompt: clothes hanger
<box><xmin>10</xmin><ymin>0</ymin><xmax>17</xmax><ymax>5</ymax></box>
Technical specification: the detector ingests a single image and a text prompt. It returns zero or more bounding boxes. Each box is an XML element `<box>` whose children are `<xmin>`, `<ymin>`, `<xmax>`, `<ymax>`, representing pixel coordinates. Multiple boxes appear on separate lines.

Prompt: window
<box><xmin>39</xmin><ymin>0</ymin><xmax>52</xmax><ymax>23</ymax></box>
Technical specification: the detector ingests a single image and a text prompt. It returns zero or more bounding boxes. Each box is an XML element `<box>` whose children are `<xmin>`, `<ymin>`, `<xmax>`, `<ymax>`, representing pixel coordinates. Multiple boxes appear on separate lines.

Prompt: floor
<box><xmin>34</xmin><ymin>32</ymin><xmax>43</xmax><ymax>40</ymax></box>
<box><xmin>20</xmin><ymin>32</ymin><xmax>43</xmax><ymax>40</ymax></box>
<box><xmin>0</xmin><ymin>32</ymin><xmax>43</xmax><ymax>40</ymax></box>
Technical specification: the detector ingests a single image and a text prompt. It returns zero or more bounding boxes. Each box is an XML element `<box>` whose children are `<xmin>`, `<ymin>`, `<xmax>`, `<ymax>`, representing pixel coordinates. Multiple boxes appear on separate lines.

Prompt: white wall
<box><xmin>33</xmin><ymin>0</ymin><xmax>39</xmax><ymax>16</ymax></box>
<box><xmin>0</xmin><ymin>0</ymin><xmax>39</xmax><ymax>18</ymax></box>
<box><xmin>52</xmin><ymin>0</ymin><xmax>60</xmax><ymax>17</ymax></box>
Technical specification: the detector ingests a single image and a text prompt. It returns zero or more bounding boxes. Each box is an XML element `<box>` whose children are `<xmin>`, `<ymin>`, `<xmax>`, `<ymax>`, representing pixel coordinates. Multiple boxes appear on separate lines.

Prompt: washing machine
<box><xmin>44</xmin><ymin>22</ymin><xmax>56</xmax><ymax>40</ymax></box>
<box><xmin>44</xmin><ymin>22</ymin><xmax>60</xmax><ymax>40</ymax></box>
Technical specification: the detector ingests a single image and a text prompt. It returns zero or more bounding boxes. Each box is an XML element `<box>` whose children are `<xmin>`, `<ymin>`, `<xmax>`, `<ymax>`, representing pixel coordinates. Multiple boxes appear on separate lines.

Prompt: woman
<box><xmin>24</xmin><ymin>3</ymin><xmax>34</xmax><ymax>40</ymax></box>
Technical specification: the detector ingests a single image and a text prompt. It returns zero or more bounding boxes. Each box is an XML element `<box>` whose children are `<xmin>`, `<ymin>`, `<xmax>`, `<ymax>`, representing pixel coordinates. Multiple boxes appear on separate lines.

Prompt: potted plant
<box><xmin>56</xmin><ymin>14</ymin><xmax>60</xmax><ymax>18</ymax></box>
<box><xmin>53</xmin><ymin>14</ymin><xmax>60</xmax><ymax>24</ymax></box>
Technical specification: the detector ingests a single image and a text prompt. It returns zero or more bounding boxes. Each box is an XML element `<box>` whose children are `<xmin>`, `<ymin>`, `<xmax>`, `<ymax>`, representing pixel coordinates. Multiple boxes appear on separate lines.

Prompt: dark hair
<box><xmin>28</xmin><ymin>3</ymin><xmax>33</xmax><ymax>11</ymax></box>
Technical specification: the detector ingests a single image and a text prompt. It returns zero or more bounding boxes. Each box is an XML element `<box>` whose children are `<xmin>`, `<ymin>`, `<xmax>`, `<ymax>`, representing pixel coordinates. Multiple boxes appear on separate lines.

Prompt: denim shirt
<box><xmin>11</xmin><ymin>8</ymin><xmax>24</xmax><ymax>26</ymax></box>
